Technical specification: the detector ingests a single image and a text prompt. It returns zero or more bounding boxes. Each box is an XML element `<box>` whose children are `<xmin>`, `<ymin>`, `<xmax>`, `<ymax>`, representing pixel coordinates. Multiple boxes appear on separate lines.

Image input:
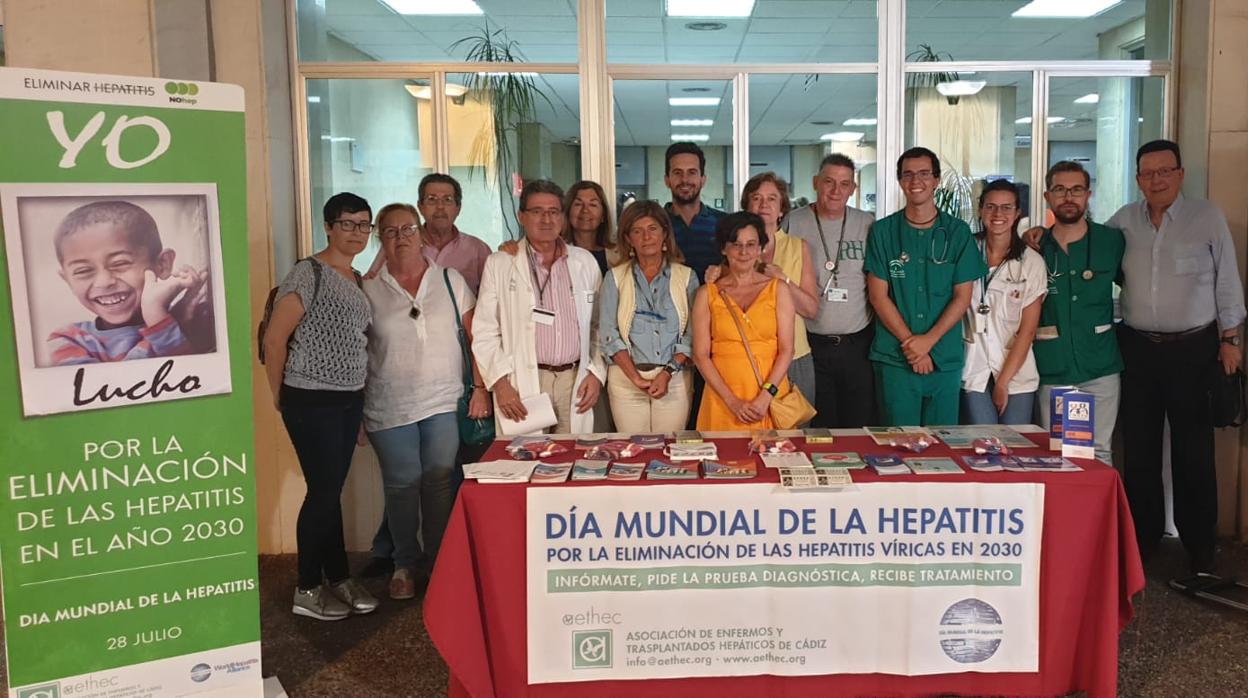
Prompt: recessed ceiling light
<box><xmin>307</xmin><ymin>96</ymin><xmax>321</xmax><ymax>103</ymax></box>
<box><xmin>671</xmin><ymin>134</ymin><xmax>711</xmax><ymax>142</ymax></box>
<box><xmin>685</xmin><ymin>21</ymin><xmax>727</xmax><ymax>31</ymax></box>
<box><xmin>380</xmin><ymin>0</ymin><xmax>482</xmax><ymax>15</ymax></box>
<box><xmin>406</xmin><ymin>83</ymin><xmax>469</xmax><ymax>100</ymax></box>
<box><xmin>1012</xmin><ymin>0</ymin><xmax>1121</xmax><ymax>18</ymax></box>
<box><xmin>671</xmin><ymin>119</ymin><xmax>714</xmax><ymax>127</ymax></box>
<box><xmin>1015</xmin><ymin>116</ymin><xmax>1067</xmax><ymax>124</ymax></box>
<box><xmin>820</xmin><ymin>131</ymin><xmax>865</xmax><ymax>142</ymax></box>
<box><xmin>682</xmin><ymin>87</ymin><xmax>712</xmax><ymax>93</ymax></box>
<box><xmin>810</xmin><ymin>120</ymin><xmax>835</xmax><ymax>126</ymax></box>
<box><xmin>843</xmin><ymin>118</ymin><xmax>878</xmax><ymax>126</ymax></box>
<box><xmin>669</xmin><ymin>97</ymin><xmax>720</xmax><ymax>106</ymax></box>
<box><xmin>666</xmin><ymin>0</ymin><xmax>755</xmax><ymax>18</ymax></box>
<box><xmin>1074</xmin><ymin>93</ymin><xmax>1100</xmax><ymax>104</ymax></box>
<box><xmin>476</xmin><ymin>71</ymin><xmax>539</xmax><ymax>77</ymax></box>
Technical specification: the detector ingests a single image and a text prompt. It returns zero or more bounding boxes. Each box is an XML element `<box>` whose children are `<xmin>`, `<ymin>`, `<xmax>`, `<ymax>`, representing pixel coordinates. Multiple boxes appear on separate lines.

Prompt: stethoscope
<box><xmin>975</xmin><ymin>238</ymin><xmax>1025</xmax><ymax>315</ymax></box>
<box><xmin>895</xmin><ymin>212</ymin><xmax>952</xmax><ymax>265</ymax></box>
<box><xmin>1043</xmin><ymin>227</ymin><xmax>1095</xmax><ymax>284</ymax></box>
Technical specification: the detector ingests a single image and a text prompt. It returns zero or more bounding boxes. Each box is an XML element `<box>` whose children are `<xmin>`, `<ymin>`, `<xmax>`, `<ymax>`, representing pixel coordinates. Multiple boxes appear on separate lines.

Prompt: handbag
<box><xmin>444</xmin><ymin>269</ymin><xmax>495</xmax><ymax>445</ymax></box>
<box><xmin>1211</xmin><ymin>367</ymin><xmax>1246</xmax><ymax>428</ymax></box>
<box><xmin>718</xmin><ymin>287</ymin><xmax>817</xmax><ymax>428</ymax></box>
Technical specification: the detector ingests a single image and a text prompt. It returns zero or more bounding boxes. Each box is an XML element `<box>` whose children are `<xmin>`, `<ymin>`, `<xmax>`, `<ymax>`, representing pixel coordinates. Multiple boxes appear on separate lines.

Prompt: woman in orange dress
<box><xmin>692</xmin><ymin>211</ymin><xmax>796</xmax><ymax>430</ymax></box>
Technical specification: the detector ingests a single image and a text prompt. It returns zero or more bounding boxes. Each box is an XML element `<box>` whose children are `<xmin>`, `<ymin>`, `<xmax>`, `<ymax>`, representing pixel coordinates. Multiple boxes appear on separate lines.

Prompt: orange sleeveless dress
<box><xmin>696</xmin><ymin>279</ymin><xmax>790</xmax><ymax>431</ymax></box>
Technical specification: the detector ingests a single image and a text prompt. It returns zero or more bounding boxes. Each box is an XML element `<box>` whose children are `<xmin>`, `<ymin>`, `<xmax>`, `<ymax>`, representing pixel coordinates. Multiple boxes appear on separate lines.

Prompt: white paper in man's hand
<box><xmin>497</xmin><ymin>393</ymin><xmax>557</xmax><ymax>435</ymax></box>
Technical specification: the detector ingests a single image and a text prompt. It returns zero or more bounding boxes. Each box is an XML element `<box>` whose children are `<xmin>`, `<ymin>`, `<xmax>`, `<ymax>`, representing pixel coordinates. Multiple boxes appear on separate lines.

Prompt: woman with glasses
<box><xmin>360</xmin><ymin>203</ymin><xmax>488</xmax><ymax>601</ymax></box>
<box><xmin>692</xmin><ymin>211</ymin><xmax>796</xmax><ymax>430</ymax></box>
<box><xmin>598</xmin><ymin>201</ymin><xmax>699</xmax><ymax>432</ymax></box>
<box><xmin>707</xmin><ymin>173</ymin><xmax>819</xmax><ymax>421</ymax></box>
<box><xmin>263</xmin><ymin>192</ymin><xmax>379</xmax><ymax>621</ymax></box>
<box><xmin>961</xmin><ymin>180</ymin><xmax>1048</xmax><ymax>424</ymax></box>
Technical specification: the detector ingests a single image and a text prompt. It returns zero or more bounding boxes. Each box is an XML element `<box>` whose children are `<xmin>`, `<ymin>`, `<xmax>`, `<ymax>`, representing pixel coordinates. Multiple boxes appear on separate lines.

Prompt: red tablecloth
<box><xmin>424</xmin><ymin>433</ymin><xmax>1144</xmax><ymax>698</ymax></box>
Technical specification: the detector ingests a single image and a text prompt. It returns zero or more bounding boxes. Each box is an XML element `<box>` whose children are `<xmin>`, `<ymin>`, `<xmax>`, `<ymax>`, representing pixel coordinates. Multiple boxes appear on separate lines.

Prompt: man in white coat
<box><xmin>473</xmin><ymin>180</ymin><xmax>606</xmax><ymax>434</ymax></box>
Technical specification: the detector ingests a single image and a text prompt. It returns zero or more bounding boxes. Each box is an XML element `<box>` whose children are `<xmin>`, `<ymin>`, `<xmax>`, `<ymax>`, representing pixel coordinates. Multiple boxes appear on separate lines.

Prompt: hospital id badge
<box><xmin>971</xmin><ymin>312</ymin><xmax>988</xmax><ymax>335</ymax></box>
<box><xmin>827</xmin><ymin>287</ymin><xmax>849</xmax><ymax>303</ymax></box>
<box><xmin>532</xmin><ymin>307</ymin><xmax>556</xmax><ymax>326</ymax></box>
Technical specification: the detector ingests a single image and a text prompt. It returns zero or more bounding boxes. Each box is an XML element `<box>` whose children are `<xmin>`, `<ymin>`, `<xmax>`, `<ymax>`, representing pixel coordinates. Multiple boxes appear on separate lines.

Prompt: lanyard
<box><xmin>811</xmin><ymin>204</ymin><xmax>848</xmax><ymax>285</ymax></box>
<box><xmin>978</xmin><ymin>239</ymin><xmax>1009</xmax><ymax>313</ymax></box>
<box><xmin>529</xmin><ymin>254</ymin><xmax>555</xmax><ymax>307</ymax></box>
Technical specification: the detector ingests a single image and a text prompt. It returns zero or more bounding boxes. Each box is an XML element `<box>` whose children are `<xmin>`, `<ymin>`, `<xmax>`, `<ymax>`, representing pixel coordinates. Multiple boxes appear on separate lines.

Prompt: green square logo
<box><xmin>572</xmin><ymin>629</ymin><xmax>612</xmax><ymax>669</ymax></box>
<box><xmin>17</xmin><ymin>685</ymin><xmax>60</xmax><ymax>698</ymax></box>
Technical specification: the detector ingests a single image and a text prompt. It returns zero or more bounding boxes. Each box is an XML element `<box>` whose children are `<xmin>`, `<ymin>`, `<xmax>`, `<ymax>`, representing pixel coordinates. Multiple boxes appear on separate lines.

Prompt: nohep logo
<box><xmin>164</xmin><ymin>81</ymin><xmax>200</xmax><ymax>104</ymax></box>
<box><xmin>571</xmin><ymin>629</ymin><xmax>612</xmax><ymax>669</ymax></box>
<box><xmin>938</xmin><ymin>598</ymin><xmax>1005</xmax><ymax>664</ymax></box>
<box><xmin>190</xmin><ymin>663</ymin><xmax>213</xmax><ymax>683</ymax></box>
<box><xmin>16</xmin><ymin>684</ymin><xmax>59</xmax><ymax>698</ymax></box>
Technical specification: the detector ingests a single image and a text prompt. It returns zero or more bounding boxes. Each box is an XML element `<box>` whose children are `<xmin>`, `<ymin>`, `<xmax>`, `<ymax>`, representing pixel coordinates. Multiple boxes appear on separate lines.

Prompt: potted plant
<box><xmin>450</xmin><ymin>23</ymin><xmax>553</xmax><ymax>238</ymax></box>
<box><xmin>906</xmin><ymin>44</ymin><xmax>964</xmax><ymax>105</ymax></box>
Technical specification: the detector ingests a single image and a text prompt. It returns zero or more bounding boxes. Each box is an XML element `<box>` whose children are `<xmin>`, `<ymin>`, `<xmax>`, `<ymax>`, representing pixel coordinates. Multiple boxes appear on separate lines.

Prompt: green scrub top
<box><xmin>864</xmin><ymin>210</ymin><xmax>986</xmax><ymax>372</ymax></box>
<box><xmin>1033</xmin><ymin>221</ymin><xmax>1125</xmax><ymax>385</ymax></box>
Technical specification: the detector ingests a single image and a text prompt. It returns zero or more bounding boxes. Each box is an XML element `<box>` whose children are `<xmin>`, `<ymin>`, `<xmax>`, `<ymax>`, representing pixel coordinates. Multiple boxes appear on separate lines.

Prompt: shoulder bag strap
<box><xmin>717</xmin><ymin>287</ymin><xmax>765</xmax><ymax>388</ymax></box>
<box><xmin>443</xmin><ymin>268</ymin><xmax>474</xmax><ymax>387</ymax></box>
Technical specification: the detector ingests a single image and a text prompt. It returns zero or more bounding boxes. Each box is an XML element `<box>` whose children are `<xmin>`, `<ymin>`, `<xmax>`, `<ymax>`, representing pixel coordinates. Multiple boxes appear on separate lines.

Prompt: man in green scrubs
<box><xmin>1033</xmin><ymin>160</ymin><xmax>1125</xmax><ymax>464</ymax></box>
<box><xmin>865</xmin><ymin>147</ymin><xmax>985</xmax><ymax>425</ymax></box>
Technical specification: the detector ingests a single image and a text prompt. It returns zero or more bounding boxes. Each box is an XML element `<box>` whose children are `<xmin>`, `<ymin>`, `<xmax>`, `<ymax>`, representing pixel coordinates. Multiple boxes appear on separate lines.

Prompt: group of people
<box><xmin>264</xmin><ymin>138</ymin><xmax>1244</xmax><ymax>621</ymax></box>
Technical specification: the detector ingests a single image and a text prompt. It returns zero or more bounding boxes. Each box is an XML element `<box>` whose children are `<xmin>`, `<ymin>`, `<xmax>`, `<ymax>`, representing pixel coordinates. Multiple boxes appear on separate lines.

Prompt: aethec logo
<box><xmin>572</xmin><ymin>629</ymin><xmax>612</xmax><ymax>669</ymax></box>
<box><xmin>16</xmin><ymin>683</ymin><xmax>59</xmax><ymax>698</ymax></box>
<box><xmin>164</xmin><ymin>81</ymin><xmax>200</xmax><ymax>105</ymax></box>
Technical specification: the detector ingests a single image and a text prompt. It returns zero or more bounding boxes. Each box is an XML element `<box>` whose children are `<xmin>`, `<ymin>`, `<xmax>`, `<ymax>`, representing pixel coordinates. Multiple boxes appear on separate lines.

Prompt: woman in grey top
<box><xmin>263</xmin><ymin>192</ymin><xmax>379</xmax><ymax>622</ymax></box>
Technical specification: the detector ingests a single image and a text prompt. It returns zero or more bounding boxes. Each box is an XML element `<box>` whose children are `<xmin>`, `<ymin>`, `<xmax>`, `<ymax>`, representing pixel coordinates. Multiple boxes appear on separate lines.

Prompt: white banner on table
<box><xmin>526</xmin><ymin>482</ymin><xmax>1044</xmax><ymax>683</ymax></box>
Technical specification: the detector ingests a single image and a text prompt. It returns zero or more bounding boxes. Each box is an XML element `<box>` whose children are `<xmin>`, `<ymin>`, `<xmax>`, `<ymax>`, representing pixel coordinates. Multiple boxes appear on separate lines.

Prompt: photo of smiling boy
<box><xmin>46</xmin><ymin>200</ymin><xmax>212</xmax><ymax>365</ymax></box>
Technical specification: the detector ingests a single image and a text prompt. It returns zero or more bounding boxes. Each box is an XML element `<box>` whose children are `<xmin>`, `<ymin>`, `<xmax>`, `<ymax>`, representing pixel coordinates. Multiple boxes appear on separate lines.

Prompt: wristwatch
<box><xmin>663</xmin><ymin>359</ymin><xmax>681</xmax><ymax>375</ymax></box>
<box><xmin>1221</xmin><ymin>336</ymin><xmax>1241</xmax><ymax>346</ymax></box>
<box><xmin>762</xmin><ymin>382</ymin><xmax>779</xmax><ymax>397</ymax></box>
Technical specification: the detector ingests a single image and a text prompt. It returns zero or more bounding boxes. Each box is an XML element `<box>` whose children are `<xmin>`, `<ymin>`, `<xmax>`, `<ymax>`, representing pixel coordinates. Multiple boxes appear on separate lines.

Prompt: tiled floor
<box><xmin>2</xmin><ymin>539</ymin><xmax>1245</xmax><ymax>697</ymax></box>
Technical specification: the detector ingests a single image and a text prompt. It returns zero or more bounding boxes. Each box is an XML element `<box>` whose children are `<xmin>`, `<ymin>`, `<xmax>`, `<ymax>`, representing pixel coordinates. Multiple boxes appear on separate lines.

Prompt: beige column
<box><xmin>4</xmin><ymin>0</ymin><xmax>156</xmax><ymax>74</ymax></box>
<box><xmin>1182</xmin><ymin>0</ymin><xmax>1248</xmax><ymax>542</ymax></box>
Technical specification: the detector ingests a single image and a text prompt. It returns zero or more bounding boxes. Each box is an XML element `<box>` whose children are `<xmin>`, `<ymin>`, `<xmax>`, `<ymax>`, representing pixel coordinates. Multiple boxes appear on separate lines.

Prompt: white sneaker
<box><xmin>331</xmin><ymin>578</ymin><xmax>380</xmax><ymax>614</ymax></box>
<box><xmin>292</xmin><ymin>586</ymin><xmax>350</xmax><ymax>621</ymax></box>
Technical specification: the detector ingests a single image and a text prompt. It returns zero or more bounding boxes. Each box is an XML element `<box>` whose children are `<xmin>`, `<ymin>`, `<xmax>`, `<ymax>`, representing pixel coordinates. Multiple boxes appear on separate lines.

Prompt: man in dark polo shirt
<box><xmin>664</xmin><ymin>141</ymin><xmax>725</xmax><ymax>282</ymax></box>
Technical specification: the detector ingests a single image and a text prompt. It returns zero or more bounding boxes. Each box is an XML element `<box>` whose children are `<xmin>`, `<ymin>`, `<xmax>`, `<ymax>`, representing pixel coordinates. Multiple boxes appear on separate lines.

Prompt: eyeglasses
<box><xmin>899</xmin><ymin>170</ymin><xmax>935</xmax><ymax>182</ymax></box>
<box><xmin>421</xmin><ymin>195</ymin><xmax>458</xmax><ymax>207</ymax></box>
<box><xmin>409</xmin><ymin>306</ymin><xmax>421</xmax><ymax>320</ymax></box>
<box><xmin>1137</xmin><ymin>167</ymin><xmax>1180</xmax><ymax>180</ymax></box>
<box><xmin>1047</xmin><ymin>185</ymin><xmax>1089</xmax><ymax>198</ymax></box>
<box><xmin>981</xmin><ymin>204</ymin><xmax>1018</xmax><ymax>214</ymax></box>
<box><xmin>333</xmin><ymin>220</ymin><xmax>374</xmax><ymax>233</ymax></box>
<box><xmin>380</xmin><ymin>225</ymin><xmax>419</xmax><ymax>240</ymax></box>
<box><xmin>727</xmin><ymin>241</ymin><xmax>761</xmax><ymax>252</ymax></box>
<box><xmin>524</xmin><ymin>207</ymin><xmax>563</xmax><ymax>220</ymax></box>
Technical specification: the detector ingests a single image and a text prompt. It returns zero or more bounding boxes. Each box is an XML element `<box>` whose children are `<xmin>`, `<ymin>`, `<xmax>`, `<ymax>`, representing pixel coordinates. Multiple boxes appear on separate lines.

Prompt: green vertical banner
<box><xmin>0</xmin><ymin>68</ymin><xmax>261</xmax><ymax>697</ymax></box>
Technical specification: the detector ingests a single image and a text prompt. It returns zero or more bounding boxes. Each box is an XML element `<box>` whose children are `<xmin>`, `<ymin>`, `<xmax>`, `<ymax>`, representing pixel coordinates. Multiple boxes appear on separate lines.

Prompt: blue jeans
<box><xmin>962</xmin><ymin>381</ymin><xmax>1036</xmax><ymax>425</ymax></box>
<box><xmin>367</xmin><ymin>412</ymin><xmax>459</xmax><ymax>570</ymax></box>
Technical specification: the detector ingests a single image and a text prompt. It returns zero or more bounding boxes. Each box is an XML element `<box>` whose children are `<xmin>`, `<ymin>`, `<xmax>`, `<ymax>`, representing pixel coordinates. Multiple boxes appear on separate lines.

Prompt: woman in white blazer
<box><xmin>472</xmin><ymin>180</ymin><xmax>606</xmax><ymax>435</ymax></box>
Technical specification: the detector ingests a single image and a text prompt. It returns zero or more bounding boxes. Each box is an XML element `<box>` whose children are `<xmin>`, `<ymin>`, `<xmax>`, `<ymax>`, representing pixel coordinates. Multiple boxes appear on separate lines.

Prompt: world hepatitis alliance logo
<box><xmin>938</xmin><ymin>598</ymin><xmax>1005</xmax><ymax>663</ymax></box>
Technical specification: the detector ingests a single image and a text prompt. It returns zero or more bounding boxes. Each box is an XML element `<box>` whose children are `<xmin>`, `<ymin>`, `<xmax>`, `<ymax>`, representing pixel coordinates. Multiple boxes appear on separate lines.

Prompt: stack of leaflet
<box><xmin>864</xmin><ymin>454</ymin><xmax>909</xmax><ymax>475</ymax></box>
<box><xmin>607</xmin><ymin>462</ymin><xmax>645</xmax><ymax>481</ymax></box>
<box><xmin>571</xmin><ymin>460</ymin><xmax>609</xmax><ymax>481</ymax></box>
<box><xmin>530</xmin><ymin>462</ymin><xmax>572</xmax><ymax>483</ymax></box>
<box><xmin>750</xmin><ymin>431</ymin><xmax>798</xmax><ymax>454</ymax></box>
<box><xmin>812</xmin><ymin>452</ymin><xmax>865</xmax><ymax>469</ymax></box>
<box><xmin>630</xmin><ymin>433</ymin><xmax>667</xmax><ymax>450</ymax></box>
<box><xmin>665</xmin><ymin>442</ymin><xmax>718</xmax><ymax>461</ymax></box>
<box><xmin>803</xmin><ymin>428</ymin><xmax>836</xmax><ymax>444</ymax></box>
<box><xmin>777</xmin><ymin>467</ymin><xmax>852</xmax><ymax>490</ymax></box>
<box><xmin>505</xmin><ymin>436</ymin><xmax>567</xmax><ymax>460</ymax></box>
<box><xmin>759</xmin><ymin>451</ymin><xmax>813</xmax><ymax>469</ymax></box>
<box><xmin>903</xmin><ymin>457</ymin><xmax>963</xmax><ymax>475</ymax></box>
<box><xmin>584</xmin><ymin>441</ymin><xmax>645</xmax><ymax>461</ymax></box>
<box><xmin>962</xmin><ymin>455</ymin><xmax>1081</xmax><ymax>472</ymax></box>
<box><xmin>702</xmin><ymin>459</ymin><xmax>757</xmax><ymax>479</ymax></box>
<box><xmin>463</xmin><ymin>460</ymin><xmax>537</xmax><ymax>483</ymax></box>
<box><xmin>645</xmin><ymin>460</ymin><xmax>699</xmax><ymax>480</ymax></box>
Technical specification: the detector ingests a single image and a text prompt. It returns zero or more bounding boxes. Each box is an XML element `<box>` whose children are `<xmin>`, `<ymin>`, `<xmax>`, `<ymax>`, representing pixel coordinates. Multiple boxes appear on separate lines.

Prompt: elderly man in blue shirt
<box><xmin>1112</xmin><ymin>140</ymin><xmax>1246</xmax><ymax>575</ymax></box>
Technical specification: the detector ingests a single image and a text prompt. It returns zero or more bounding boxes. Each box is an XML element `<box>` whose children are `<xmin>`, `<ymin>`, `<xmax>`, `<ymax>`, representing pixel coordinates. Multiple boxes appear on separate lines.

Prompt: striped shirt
<box><xmin>49</xmin><ymin>315</ymin><xmax>191</xmax><ymax>365</ymax></box>
<box><xmin>667</xmin><ymin>202</ymin><xmax>726</xmax><ymax>282</ymax></box>
<box><xmin>528</xmin><ymin>241</ymin><xmax>580</xmax><ymax>365</ymax></box>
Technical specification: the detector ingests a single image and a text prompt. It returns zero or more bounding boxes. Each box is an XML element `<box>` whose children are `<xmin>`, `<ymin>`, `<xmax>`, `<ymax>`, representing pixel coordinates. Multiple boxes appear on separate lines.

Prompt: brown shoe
<box><xmin>389</xmin><ymin>568</ymin><xmax>416</xmax><ymax>600</ymax></box>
